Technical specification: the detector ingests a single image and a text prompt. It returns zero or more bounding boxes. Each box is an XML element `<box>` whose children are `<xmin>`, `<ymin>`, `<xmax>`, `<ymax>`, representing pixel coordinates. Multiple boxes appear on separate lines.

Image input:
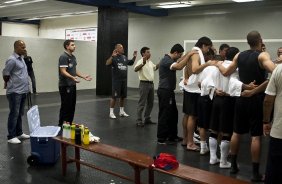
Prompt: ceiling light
<box><xmin>232</xmin><ymin>0</ymin><xmax>262</xmax><ymax>2</ymax></box>
<box><xmin>157</xmin><ymin>1</ymin><xmax>192</xmax><ymax>9</ymax></box>
<box><xmin>4</xmin><ymin>0</ymin><xmax>22</xmax><ymax>4</ymax></box>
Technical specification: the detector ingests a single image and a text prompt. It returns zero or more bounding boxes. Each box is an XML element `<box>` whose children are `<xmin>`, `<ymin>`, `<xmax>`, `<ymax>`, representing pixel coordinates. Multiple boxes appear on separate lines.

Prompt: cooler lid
<box><xmin>27</xmin><ymin>105</ymin><xmax>41</xmax><ymax>133</ymax></box>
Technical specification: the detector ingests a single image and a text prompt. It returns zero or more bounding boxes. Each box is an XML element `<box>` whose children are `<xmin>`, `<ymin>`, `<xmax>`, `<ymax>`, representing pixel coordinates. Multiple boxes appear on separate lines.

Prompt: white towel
<box><xmin>200</xmin><ymin>66</ymin><xmax>218</xmax><ymax>99</ymax></box>
<box><xmin>186</xmin><ymin>47</ymin><xmax>206</xmax><ymax>93</ymax></box>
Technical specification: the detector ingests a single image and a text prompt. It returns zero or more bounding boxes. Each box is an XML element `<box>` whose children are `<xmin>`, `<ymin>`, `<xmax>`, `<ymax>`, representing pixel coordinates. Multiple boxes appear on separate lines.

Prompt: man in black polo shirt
<box><xmin>58</xmin><ymin>40</ymin><xmax>92</xmax><ymax>126</ymax></box>
<box><xmin>157</xmin><ymin>44</ymin><xmax>196</xmax><ymax>144</ymax></box>
<box><xmin>106</xmin><ymin>44</ymin><xmax>137</xmax><ymax>119</ymax></box>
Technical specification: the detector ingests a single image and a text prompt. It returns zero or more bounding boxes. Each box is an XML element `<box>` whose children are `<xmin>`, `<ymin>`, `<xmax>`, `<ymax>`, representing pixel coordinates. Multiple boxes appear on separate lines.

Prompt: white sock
<box><xmin>120</xmin><ymin>107</ymin><xmax>124</xmax><ymax>113</ymax></box>
<box><xmin>220</xmin><ymin>140</ymin><xmax>230</xmax><ymax>163</ymax></box>
<box><xmin>209</xmin><ymin>137</ymin><xmax>218</xmax><ymax>160</ymax></box>
<box><xmin>110</xmin><ymin>108</ymin><xmax>114</xmax><ymax>114</ymax></box>
<box><xmin>200</xmin><ymin>141</ymin><xmax>207</xmax><ymax>149</ymax></box>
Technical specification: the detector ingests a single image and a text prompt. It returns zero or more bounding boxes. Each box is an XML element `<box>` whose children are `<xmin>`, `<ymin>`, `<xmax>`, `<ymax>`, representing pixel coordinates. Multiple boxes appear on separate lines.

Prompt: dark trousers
<box><xmin>6</xmin><ymin>93</ymin><xmax>27</xmax><ymax>139</ymax></box>
<box><xmin>265</xmin><ymin>136</ymin><xmax>282</xmax><ymax>184</ymax></box>
<box><xmin>28</xmin><ymin>71</ymin><xmax>36</xmax><ymax>93</ymax></box>
<box><xmin>59</xmin><ymin>85</ymin><xmax>76</xmax><ymax>126</ymax></box>
<box><xmin>157</xmin><ymin>88</ymin><xmax>178</xmax><ymax>140</ymax></box>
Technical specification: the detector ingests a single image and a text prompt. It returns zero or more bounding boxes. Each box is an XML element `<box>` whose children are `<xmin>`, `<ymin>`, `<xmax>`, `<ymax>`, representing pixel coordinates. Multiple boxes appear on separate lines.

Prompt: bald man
<box><xmin>2</xmin><ymin>40</ymin><xmax>30</xmax><ymax>144</ymax></box>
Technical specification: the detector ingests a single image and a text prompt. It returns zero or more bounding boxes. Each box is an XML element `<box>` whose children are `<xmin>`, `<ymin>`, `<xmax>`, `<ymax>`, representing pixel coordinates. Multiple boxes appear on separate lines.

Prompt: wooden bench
<box><xmin>54</xmin><ymin>136</ymin><xmax>250</xmax><ymax>184</ymax></box>
<box><xmin>153</xmin><ymin>163</ymin><xmax>251</xmax><ymax>184</ymax></box>
<box><xmin>53</xmin><ymin>136</ymin><xmax>154</xmax><ymax>184</ymax></box>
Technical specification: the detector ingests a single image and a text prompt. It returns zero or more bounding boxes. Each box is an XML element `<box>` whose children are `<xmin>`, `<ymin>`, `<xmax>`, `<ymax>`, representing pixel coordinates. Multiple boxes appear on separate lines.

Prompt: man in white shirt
<box><xmin>263</xmin><ymin>64</ymin><xmax>282</xmax><ymax>184</ymax></box>
<box><xmin>134</xmin><ymin>47</ymin><xmax>158</xmax><ymax>127</ymax></box>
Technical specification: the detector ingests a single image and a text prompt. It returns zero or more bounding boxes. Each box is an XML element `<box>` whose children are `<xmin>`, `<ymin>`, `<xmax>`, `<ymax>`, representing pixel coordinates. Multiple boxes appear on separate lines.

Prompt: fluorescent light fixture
<box><xmin>157</xmin><ymin>1</ymin><xmax>192</xmax><ymax>9</ymax></box>
<box><xmin>4</xmin><ymin>0</ymin><xmax>22</xmax><ymax>4</ymax></box>
<box><xmin>232</xmin><ymin>0</ymin><xmax>262</xmax><ymax>2</ymax></box>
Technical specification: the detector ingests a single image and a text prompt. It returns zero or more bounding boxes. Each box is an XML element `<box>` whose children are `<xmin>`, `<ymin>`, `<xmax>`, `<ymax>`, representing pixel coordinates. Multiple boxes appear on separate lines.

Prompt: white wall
<box><xmin>0</xmin><ymin>37</ymin><xmax>96</xmax><ymax>95</ymax></box>
<box><xmin>2</xmin><ymin>22</ymin><xmax>39</xmax><ymax>37</ymax></box>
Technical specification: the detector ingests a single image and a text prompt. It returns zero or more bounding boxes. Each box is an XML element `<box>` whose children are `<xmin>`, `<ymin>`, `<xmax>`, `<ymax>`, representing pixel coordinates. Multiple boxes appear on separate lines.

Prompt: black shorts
<box><xmin>112</xmin><ymin>80</ymin><xmax>127</xmax><ymax>98</ymax></box>
<box><xmin>209</xmin><ymin>96</ymin><xmax>235</xmax><ymax>134</ymax></box>
<box><xmin>183</xmin><ymin>91</ymin><xmax>199</xmax><ymax>116</ymax></box>
<box><xmin>197</xmin><ymin>95</ymin><xmax>212</xmax><ymax>129</ymax></box>
<box><xmin>233</xmin><ymin>94</ymin><xmax>264</xmax><ymax>136</ymax></box>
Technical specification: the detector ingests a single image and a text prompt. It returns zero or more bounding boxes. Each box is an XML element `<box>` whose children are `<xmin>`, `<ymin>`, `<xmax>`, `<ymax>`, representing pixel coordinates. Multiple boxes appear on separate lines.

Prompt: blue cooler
<box><xmin>27</xmin><ymin>105</ymin><xmax>61</xmax><ymax>166</ymax></box>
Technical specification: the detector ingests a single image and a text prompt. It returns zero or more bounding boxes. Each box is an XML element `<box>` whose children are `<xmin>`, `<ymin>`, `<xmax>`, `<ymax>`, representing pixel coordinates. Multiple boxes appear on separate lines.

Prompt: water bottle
<box><xmin>83</xmin><ymin>127</ymin><xmax>90</xmax><ymax>145</ymax></box>
<box><xmin>66</xmin><ymin>122</ymin><xmax>71</xmax><ymax>139</ymax></box>
<box><xmin>75</xmin><ymin>124</ymin><xmax>82</xmax><ymax>145</ymax></box>
<box><xmin>71</xmin><ymin>124</ymin><xmax>76</xmax><ymax>140</ymax></box>
<box><xmin>62</xmin><ymin>122</ymin><xmax>67</xmax><ymax>138</ymax></box>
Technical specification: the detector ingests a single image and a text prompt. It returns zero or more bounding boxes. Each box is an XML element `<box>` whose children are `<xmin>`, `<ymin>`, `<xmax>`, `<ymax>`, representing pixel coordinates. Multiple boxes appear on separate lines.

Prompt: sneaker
<box><xmin>200</xmin><ymin>147</ymin><xmax>209</xmax><ymax>155</ymax></box>
<box><xmin>8</xmin><ymin>137</ymin><xmax>21</xmax><ymax>144</ymax></box>
<box><xmin>109</xmin><ymin>113</ymin><xmax>116</xmax><ymax>119</ymax></box>
<box><xmin>193</xmin><ymin>137</ymin><xmax>200</xmax><ymax>144</ymax></box>
<box><xmin>119</xmin><ymin>112</ymin><xmax>129</xmax><ymax>117</ymax></box>
<box><xmin>220</xmin><ymin>161</ymin><xmax>231</xmax><ymax>169</ymax></box>
<box><xmin>18</xmin><ymin>133</ymin><xmax>30</xmax><ymax>139</ymax></box>
<box><xmin>209</xmin><ymin>158</ymin><xmax>220</xmax><ymax>165</ymax></box>
<box><xmin>194</xmin><ymin>132</ymin><xmax>200</xmax><ymax>139</ymax></box>
<box><xmin>144</xmin><ymin>120</ymin><xmax>157</xmax><ymax>124</ymax></box>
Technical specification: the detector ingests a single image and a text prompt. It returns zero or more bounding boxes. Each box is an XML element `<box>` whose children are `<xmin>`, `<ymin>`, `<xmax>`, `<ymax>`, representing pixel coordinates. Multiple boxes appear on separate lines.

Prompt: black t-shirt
<box><xmin>158</xmin><ymin>54</ymin><xmax>176</xmax><ymax>90</ymax></box>
<box><xmin>237</xmin><ymin>50</ymin><xmax>266</xmax><ymax>85</ymax></box>
<box><xmin>111</xmin><ymin>54</ymin><xmax>134</xmax><ymax>81</ymax></box>
<box><xmin>58</xmin><ymin>52</ymin><xmax>77</xmax><ymax>86</ymax></box>
<box><xmin>24</xmin><ymin>56</ymin><xmax>33</xmax><ymax>73</ymax></box>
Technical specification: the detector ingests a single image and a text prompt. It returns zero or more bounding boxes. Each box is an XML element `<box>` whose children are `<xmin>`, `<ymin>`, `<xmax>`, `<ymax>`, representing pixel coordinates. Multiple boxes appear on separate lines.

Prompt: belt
<box><xmin>140</xmin><ymin>80</ymin><xmax>153</xmax><ymax>84</ymax></box>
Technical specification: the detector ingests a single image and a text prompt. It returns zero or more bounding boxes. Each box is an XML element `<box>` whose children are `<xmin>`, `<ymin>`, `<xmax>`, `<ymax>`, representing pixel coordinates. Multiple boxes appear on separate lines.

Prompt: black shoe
<box><xmin>144</xmin><ymin>120</ymin><xmax>157</xmax><ymax>125</ymax></box>
<box><xmin>251</xmin><ymin>173</ymin><xmax>264</xmax><ymax>182</ymax></box>
<box><xmin>166</xmin><ymin>139</ymin><xmax>177</xmax><ymax>145</ymax></box>
<box><xmin>170</xmin><ymin>136</ymin><xmax>183</xmax><ymax>142</ymax></box>
<box><xmin>157</xmin><ymin>139</ymin><xmax>167</xmax><ymax>145</ymax></box>
<box><xmin>230</xmin><ymin>165</ymin><xmax>239</xmax><ymax>174</ymax></box>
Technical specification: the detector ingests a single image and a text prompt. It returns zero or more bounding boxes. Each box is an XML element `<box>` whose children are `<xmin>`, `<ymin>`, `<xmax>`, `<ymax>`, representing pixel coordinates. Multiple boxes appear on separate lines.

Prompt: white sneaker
<box><xmin>200</xmin><ymin>147</ymin><xmax>209</xmax><ymax>155</ymax></box>
<box><xmin>18</xmin><ymin>133</ymin><xmax>30</xmax><ymax>139</ymax></box>
<box><xmin>8</xmin><ymin>137</ymin><xmax>21</xmax><ymax>144</ymax></box>
<box><xmin>109</xmin><ymin>113</ymin><xmax>116</xmax><ymax>119</ymax></box>
<box><xmin>220</xmin><ymin>161</ymin><xmax>231</xmax><ymax>169</ymax></box>
<box><xmin>193</xmin><ymin>137</ymin><xmax>200</xmax><ymax>144</ymax></box>
<box><xmin>209</xmin><ymin>158</ymin><xmax>220</xmax><ymax>165</ymax></box>
<box><xmin>119</xmin><ymin>112</ymin><xmax>129</xmax><ymax>117</ymax></box>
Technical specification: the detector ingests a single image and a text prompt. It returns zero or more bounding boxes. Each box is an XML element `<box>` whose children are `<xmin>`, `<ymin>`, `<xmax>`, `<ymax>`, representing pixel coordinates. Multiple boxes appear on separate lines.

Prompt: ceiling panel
<box><xmin>0</xmin><ymin>0</ymin><xmax>281</xmax><ymax>22</ymax></box>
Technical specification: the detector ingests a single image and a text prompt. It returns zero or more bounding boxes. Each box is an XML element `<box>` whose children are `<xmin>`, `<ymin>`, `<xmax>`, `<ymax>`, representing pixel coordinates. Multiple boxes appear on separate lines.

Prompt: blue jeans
<box><xmin>6</xmin><ymin>93</ymin><xmax>27</xmax><ymax>139</ymax></box>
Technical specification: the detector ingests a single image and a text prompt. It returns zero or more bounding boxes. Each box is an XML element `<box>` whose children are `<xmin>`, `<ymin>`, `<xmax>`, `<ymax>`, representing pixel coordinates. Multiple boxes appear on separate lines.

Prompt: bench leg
<box><xmin>61</xmin><ymin>143</ymin><xmax>67</xmax><ymax>176</ymax></box>
<box><xmin>75</xmin><ymin>147</ymin><xmax>80</xmax><ymax>171</ymax></box>
<box><xmin>148</xmin><ymin>169</ymin><xmax>154</xmax><ymax>184</ymax></box>
<box><xmin>133</xmin><ymin>166</ymin><xmax>141</xmax><ymax>184</ymax></box>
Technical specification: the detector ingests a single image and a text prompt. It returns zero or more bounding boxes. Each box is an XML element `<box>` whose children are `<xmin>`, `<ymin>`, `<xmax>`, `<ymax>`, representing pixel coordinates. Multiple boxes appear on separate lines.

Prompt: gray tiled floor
<box><xmin>0</xmin><ymin>89</ymin><xmax>267</xmax><ymax>183</ymax></box>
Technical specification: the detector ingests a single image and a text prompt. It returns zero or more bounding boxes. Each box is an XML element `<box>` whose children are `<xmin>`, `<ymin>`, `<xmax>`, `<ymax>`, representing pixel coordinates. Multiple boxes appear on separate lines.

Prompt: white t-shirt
<box><xmin>265</xmin><ymin>64</ymin><xmax>282</xmax><ymax>139</ymax></box>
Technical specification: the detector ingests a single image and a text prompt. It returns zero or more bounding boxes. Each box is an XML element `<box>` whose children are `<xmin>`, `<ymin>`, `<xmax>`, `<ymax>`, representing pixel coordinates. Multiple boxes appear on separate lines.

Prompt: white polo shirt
<box><xmin>265</xmin><ymin>64</ymin><xmax>282</xmax><ymax>139</ymax></box>
<box><xmin>134</xmin><ymin>58</ymin><xmax>156</xmax><ymax>82</ymax></box>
